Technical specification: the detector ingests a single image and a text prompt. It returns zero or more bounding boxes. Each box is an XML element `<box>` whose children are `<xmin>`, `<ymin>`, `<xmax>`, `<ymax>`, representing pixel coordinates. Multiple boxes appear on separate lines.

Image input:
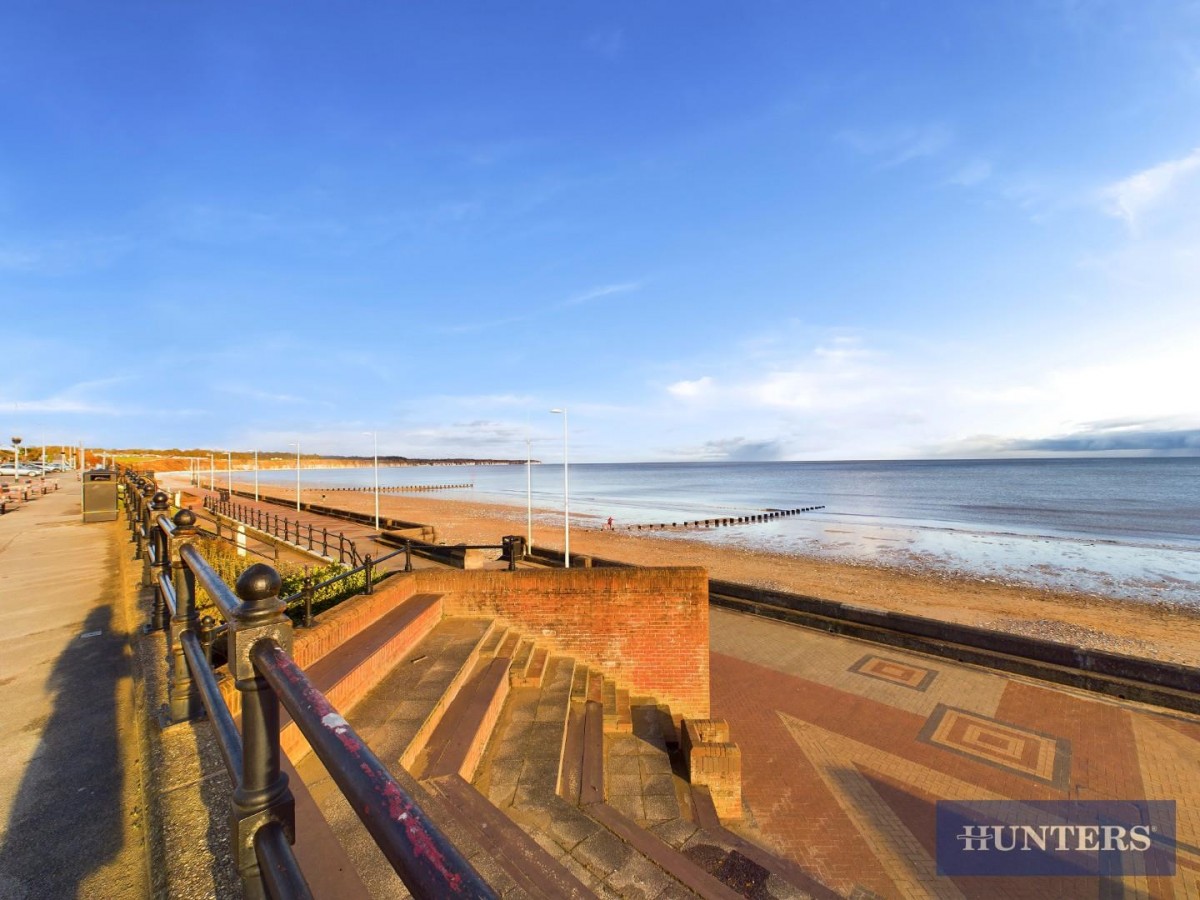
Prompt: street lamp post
<box><xmin>227</xmin><ymin>449</ymin><xmax>233</xmax><ymax>497</ymax></box>
<box><xmin>526</xmin><ymin>437</ymin><xmax>533</xmax><ymax>552</ymax></box>
<box><xmin>209</xmin><ymin>454</ymin><xmax>215</xmax><ymax>492</ymax></box>
<box><xmin>363</xmin><ymin>431</ymin><xmax>380</xmax><ymax>530</ymax></box>
<box><xmin>549</xmin><ymin>409</ymin><xmax>569</xmax><ymax>568</ymax></box>
<box><xmin>9</xmin><ymin>437</ymin><xmax>20</xmax><ymax>480</ymax></box>
<box><xmin>289</xmin><ymin>442</ymin><xmax>301</xmax><ymax>511</ymax></box>
<box><xmin>254</xmin><ymin>450</ymin><xmax>259</xmax><ymax>501</ymax></box>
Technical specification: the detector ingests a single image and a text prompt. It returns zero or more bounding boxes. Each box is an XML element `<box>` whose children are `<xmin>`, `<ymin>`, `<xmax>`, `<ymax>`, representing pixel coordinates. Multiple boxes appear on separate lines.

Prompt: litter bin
<box><xmin>82</xmin><ymin>469</ymin><xmax>119</xmax><ymax>523</ymax></box>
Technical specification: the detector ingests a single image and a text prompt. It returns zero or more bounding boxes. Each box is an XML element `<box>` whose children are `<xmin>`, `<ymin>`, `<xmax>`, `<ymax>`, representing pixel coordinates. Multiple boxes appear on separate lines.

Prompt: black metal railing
<box><xmin>119</xmin><ymin>467</ymin><xmax>495</xmax><ymax>899</ymax></box>
<box><xmin>204</xmin><ymin>495</ymin><xmax>362</xmax><ymax>567</ymax></box>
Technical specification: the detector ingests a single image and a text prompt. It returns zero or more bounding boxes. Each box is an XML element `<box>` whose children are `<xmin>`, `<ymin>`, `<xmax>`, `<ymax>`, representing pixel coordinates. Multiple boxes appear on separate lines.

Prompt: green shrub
<box><xmin>188</xmin><ymin>536</ymin><xmax>384</xmax><ymax>623</ymax></box>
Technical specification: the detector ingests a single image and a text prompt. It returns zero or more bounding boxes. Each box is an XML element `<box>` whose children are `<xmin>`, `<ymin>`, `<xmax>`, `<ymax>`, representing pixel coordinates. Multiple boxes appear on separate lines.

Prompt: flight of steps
<box><xmin>281</xmin><ymin>595</ymin><xmax>830</xmax><ymax>899</ymax></box>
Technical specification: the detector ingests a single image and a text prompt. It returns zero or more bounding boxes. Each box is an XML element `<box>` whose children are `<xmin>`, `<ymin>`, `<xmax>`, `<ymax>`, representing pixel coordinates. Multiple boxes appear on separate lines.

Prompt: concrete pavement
<box><xmin>0</xmin><ymin>475</ymin><xmax>151</xmax><ymax>899</ymax></box>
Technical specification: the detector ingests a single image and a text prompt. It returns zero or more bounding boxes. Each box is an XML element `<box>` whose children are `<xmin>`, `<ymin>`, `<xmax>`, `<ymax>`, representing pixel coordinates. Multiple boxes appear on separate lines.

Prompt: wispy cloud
<box><xmin>561</xmin><ymin>281</ymin><xmax>642</xmax><ymax>307</ymax></box>
<box><xmin>1101</xmin><ymin>146</ymin><xmax>1200</xmax><ymax>232</ymax></box>
<box><xmin>838</xmin><ymin>123</ymin><xmax>954</xmax><ymax>168</ymax></box>
<box><xmin>214</xmin><ymin>384</ymin><xmax>306</xmax><ymax>405</ymax></box>
<box><xmin>946</xmin><ymin>158</ymin><xmax>993</xmax><ymax>187</ymax></box>
<box><xmin>0</xmin><ymin>235</ymin><xmax>135</xmax><ymax>274</ymax></box>
<box><xmin>670</xmin><ymin>436</ymin><xmax>785</xmax><ymax>462</ymax></box>
<box><xmin>935</xmin><ymin>420</ymin><xmax>1200</xmax><ymax>457</ymax></box>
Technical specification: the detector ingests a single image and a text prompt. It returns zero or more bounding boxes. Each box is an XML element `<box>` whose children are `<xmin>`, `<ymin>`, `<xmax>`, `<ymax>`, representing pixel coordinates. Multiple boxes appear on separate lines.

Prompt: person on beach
<box><xmin>606</xmin><ymin>516</ymin><xmax>614</xmax><ymax>530</ymax></box>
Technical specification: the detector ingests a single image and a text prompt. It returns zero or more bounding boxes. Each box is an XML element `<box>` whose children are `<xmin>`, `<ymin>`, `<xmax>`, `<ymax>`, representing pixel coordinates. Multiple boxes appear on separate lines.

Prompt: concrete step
<box><xmin>416</xmin><ymin>656</ymin><xmax>511</xmax><ymax>781</ymax></box>
<box><xmin>280</xmin><ymin>593</ymin><xmax>444</xmax><ymax>760</ymax></box>
<box><xmin>569</xmin><ymin>664</ymin><xmax>589</xmax><ymax>703</ymax></box>
<box><xmin>496</xmin><ymin>631</ymin><xmax>521</xmax><ymax>659</ymax></box>
<box><xmin>600</xmin><ymin>678</ymin><xmax>631</xmax><ymax>733</ymax></box>
<box><xmin>292</xmin><ymin>616</ymin><xmax>501</xmax><ymax>898</ymax></box>
<box><xmin>510</xmin><ymin>638</ymin><xmax>535</xmax><ymax>683</ymax></box>
<box><xmin>524</xmin><ymin>646</ymin><xmax>549</xmax><ymax>687</ymax></box>
<box><xmin>512</xmin><ymin>644</ymin><xmax>550</xmax><ymax>688</ymax></box>
<box><xmin>427</xmin><ymin>774</ymin><xmax>597</xmax><ymax>899</ymax></box>
<box><xmin>475</xmin><ymin>658</ymin><xmax>734</xmax><ymax>898</ymax></box>
<box><xmin>476</xmin><ymin>624</ymin><xmax>509</xmax><ymax>657</ymax></box>
<box><xmin>585</xmin><ymin>667</ymin><xmax>603</xmax><ymax>704</ymax></box>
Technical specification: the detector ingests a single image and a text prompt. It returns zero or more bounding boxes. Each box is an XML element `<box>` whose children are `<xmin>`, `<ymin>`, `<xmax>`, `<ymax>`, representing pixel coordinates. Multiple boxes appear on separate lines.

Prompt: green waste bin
<box><xmin>82</xmin><ymin>469</ymin><xmax>118</xmax><ymax>522</ymax></box>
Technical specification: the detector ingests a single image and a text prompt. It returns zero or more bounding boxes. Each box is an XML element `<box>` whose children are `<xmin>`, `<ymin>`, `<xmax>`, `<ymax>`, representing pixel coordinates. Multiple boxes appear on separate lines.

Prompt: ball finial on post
<box><xmin>235</xmin><ymin>563</ymin><xmax>284</xmax><ymax>615</ymax></box>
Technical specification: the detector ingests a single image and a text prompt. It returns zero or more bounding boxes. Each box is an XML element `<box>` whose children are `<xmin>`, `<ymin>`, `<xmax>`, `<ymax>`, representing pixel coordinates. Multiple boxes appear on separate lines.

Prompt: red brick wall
<box><xmin>372</xmin><ymin>567</ymin><xmax>710</xmax><ymax>720</ymax></box>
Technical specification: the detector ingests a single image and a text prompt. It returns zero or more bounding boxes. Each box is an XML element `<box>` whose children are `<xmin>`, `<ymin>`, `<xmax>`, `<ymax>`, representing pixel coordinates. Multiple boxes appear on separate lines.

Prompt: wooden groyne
<box><xmin>321</xmin><ymin>483</ymin><xmax>473</xmax><ymax>493</ymax></box>
<box><xmin>626</xmin><ymin>505</ymin><xmax>825</xmax><ymax>532</ymax></box>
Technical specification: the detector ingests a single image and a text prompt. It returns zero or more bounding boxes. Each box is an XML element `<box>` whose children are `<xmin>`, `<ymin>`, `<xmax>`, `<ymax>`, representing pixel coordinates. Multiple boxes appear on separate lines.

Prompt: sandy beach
<box><xmin>211</xmin><ymin>479</ymin><xmax>1200</xmax><ymax>667</ymax></box>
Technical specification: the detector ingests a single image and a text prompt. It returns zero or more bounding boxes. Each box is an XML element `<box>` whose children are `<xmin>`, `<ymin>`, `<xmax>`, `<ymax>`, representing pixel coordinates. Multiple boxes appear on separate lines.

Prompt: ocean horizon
<box><xmin>239</xmin><ymin>457</ymin><xmax>1200</xmax><ymax>608</ymax></box>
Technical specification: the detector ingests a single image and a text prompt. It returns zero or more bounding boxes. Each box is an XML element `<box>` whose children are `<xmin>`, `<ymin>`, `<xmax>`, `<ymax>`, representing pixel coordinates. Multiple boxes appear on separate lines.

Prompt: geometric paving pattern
<box><xmin>711</xmin><ymin>607</ymin><xmax>1200</xmax><ymax>898</ymax></box>
<box><xmin>917</xmin><ymin>704</ymin><xmax>1071</xmax><ymax>790</ymax></box>
<box><xmin>849</xmin><ymin>654</ymin><xmax>938</xmax><ymax>691</ymax></box>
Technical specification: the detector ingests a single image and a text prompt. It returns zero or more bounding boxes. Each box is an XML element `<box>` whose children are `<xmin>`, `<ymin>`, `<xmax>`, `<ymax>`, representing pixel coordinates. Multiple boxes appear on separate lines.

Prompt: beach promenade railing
<box><xmin>119</xmin><ymin>468</ymin><xmax>495</xmax><ymax>899</ymax></box>
<box><xmin>204</xmin><ymin>495</ymin><xmax>363</xmax><ymax>567</ymax></box>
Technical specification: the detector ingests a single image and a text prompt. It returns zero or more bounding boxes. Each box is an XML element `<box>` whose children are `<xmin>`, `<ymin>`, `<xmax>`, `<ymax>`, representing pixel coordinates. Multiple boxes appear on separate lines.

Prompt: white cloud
<box><xmin>667</xmin><ymin>376</ymin><xmax>714</xmax><ymax>399</ymax></box>
<box><xmin>1101</xmin><ymin>146</ymin><xmax>1200</xmax><ymax>231</ymax></box>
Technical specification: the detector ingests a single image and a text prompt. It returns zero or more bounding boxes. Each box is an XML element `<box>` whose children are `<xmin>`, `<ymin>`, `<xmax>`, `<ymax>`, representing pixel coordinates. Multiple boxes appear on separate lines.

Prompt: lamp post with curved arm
<box><xmin>549</xmin><ymin>409</ymin><xmax>569</xmax><ymax>568</ymax></box>
<box><xmin>363</xmin><ymin>431</ymin><xmax>379</xmax><ymax>530</ymax></box>
<box><xmin>288</xmin><ymin>441</ymin><xmax>301</xmax><ymax>511</ymax></box>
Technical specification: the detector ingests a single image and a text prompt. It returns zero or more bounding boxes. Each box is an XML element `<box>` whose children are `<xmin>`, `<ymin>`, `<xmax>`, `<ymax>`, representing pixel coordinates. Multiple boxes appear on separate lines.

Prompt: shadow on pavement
<box><xmin>0</xmin><ymin>606</ymin><xmax>130</xmax><ymax>899</ymax></box>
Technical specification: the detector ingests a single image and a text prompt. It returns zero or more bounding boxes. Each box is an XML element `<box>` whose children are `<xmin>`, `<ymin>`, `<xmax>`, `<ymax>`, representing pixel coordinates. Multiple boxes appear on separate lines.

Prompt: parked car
<box><xmin>0</xmin><ymin>463</ymin><xmax>43</xmax><ymax>477</ymax></box>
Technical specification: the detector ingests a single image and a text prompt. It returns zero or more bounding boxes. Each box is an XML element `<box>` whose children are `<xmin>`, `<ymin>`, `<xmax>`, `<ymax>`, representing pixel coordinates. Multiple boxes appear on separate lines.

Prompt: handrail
<box><xmin>180</xmin><ymin>542</ymin><xmax>240</xmax><ymax>622</ymax></box>
<box><xmin>252</xmin><ymin>640</ymin><xmax>496</xmax><ymax>899</ymax></box>
<box><xmin>256</xmin><ymin>822</ymin><xmax>314</xmax><ymax>900</ymax></box>
<box><xmin>118</xmin><ymin>464</ymin><xmax>493</xmax><ymax>898</ymax></box>
<box><xmin>180</xmin><ymin>630</ymin><xmax>243</xmax><ymax>778</ymax></box>
<box><xmin>206</xmin><ymin>495</ymin><xmax>361</xmax><ymax>566</ymax></box>
<box><xmin>195</xmin><ymin>526</ymin><xmax>280</xmax><ymax>563</ymax></box>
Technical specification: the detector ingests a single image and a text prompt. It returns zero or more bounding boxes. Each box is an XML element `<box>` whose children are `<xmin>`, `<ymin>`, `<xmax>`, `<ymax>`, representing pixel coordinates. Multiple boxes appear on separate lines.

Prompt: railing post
<box><xmin>144</xmin><ymin>492</ymin><xmax>171</xmax><ymax>631</ymax></box>
<box><xmin>301</xmin><ymin>569</ymin><xmax>314</xmax><ymax>629</ymax></box>
<box><xmin>228</xmin><ymin>564</ymin><xmax>296</xmax><ymax>900</ymax></box>
<box><xmin>166</xmin><ymin>509</ymin><xmax>202</xmax><ymax>724</ymax></box>
<box><xmin>307</xmin><ymin>522</ymin><xmax>313</xmax><ymax>551</ymax></box>
<box><xmin>134</xmin><ymin>484</ymin><xmax>150</xmax><ymax>558</ymax></box>
<box><xmin>364</xmin><ymin>555</ymin><xmax>373</xmax><ymax>595</ymax></box>
<box><xmin>139</xmin><ymin>485</ymin><xmax>156</xmax><ymax>584</ymax></box>
<box><xmin>198</xmin><ymin>614</ymin><xmax>218</xmax><ymax>667</ymax></box>
<box><xmin>322</xmin><ymin>527</ymin><xmax>329</xmax><ymax>557</ymax></box>
<box><xmin>404</xmin><ymin>539</ymin><xmax>413</xmax><ymax>572</ymax></box>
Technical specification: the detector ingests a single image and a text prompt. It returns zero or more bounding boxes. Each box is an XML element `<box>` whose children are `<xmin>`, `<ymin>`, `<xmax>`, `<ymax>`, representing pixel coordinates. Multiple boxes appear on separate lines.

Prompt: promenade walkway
<box><xmin>168</xmin><ymin>480</ymin><xmax>477</xmax><ymax>574</ymax></box>
<box><xmin>711</xmin><ymin>606</ymin><xmax>1200</xmax><ymax>899</ymax></box>
<box><xmin>3</xmin><ymin>474</ymin><xmax>1198</xmax><ymax>898</ymax></box>
<box><xmin>0</xmin><ymin>476</ymin><xmax>150</xmax><ymax>899</ymax></box>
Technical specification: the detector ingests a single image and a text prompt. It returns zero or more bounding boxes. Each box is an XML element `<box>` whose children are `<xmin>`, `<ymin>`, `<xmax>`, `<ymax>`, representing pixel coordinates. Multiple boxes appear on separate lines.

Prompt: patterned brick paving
<box><xmin>711</xmin><ymin>607</ymin><xmax>1200</xmax><ymax>899</ymax></box>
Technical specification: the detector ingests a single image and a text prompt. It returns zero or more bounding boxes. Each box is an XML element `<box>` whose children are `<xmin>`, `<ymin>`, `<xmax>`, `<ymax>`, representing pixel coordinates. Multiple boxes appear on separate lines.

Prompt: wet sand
<box><xmin>226</xmin><ymin>481</ymin><xmax>1200</xmax><ymax>667</ymax></box>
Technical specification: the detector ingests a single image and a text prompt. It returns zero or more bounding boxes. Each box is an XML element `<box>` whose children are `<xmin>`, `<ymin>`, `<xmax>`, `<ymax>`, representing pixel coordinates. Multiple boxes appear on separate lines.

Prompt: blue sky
<box><xmin>3</xmin><ymin>1</ymin><xmax>1199</xmax><ymax>462</ymax></box>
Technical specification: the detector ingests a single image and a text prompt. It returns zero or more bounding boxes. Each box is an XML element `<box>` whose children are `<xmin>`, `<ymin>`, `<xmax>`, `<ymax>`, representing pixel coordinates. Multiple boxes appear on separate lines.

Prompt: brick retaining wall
<box><xmin>374</xmin><ymin>567</ymin><xmax>711</xmax><ymax>721</ymax></box>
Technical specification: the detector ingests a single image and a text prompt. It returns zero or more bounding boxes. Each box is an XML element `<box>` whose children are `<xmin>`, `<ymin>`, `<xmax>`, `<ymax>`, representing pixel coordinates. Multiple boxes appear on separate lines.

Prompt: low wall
<box><xmin>710</xmin><ymin>580</ymin><xmax>1200</xmax><ymax>714</ymax></box>
<box><xmin>373</xmin><ymin>567</ymin><xmax>711</xmax><ymax>721</ymax></box>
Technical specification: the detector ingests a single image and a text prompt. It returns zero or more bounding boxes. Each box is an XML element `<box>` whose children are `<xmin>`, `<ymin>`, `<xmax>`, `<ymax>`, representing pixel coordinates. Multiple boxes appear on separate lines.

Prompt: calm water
<box><xmin>249</xmin><ymin>458</ymin><xmax>1200</xmax><ymax>607</ymax></box>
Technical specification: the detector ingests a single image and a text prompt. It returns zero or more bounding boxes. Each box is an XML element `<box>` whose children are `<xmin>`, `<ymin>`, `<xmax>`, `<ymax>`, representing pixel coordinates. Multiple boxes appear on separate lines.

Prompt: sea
<box><xmin>248</xmin><ymin>458</ymin><xmax>1200</xmax><ymax>609</ymax></box>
